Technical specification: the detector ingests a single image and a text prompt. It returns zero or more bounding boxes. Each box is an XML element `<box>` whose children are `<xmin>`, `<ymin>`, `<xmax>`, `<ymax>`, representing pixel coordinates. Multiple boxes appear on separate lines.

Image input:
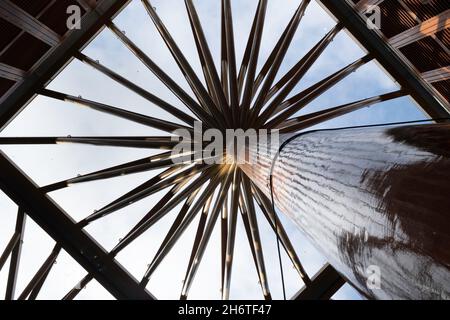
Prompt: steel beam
<box><xmin>0</xmin><ymin>63</ymin><xmax>25</xmax><ymax>82</ymax></box>
<box><xmin>422</xmin><ymin>66</ymin><xmax>450</xmax><ymax>84</ymax></box>
<box><xmin>76</xmin><ymin>0</ymin><xmax>97</xmax><ymax>11</ymax></box>
<box><xmin>318</xmin><ymin>0</ymin><xmax>449</xmax><ymax>118</ymax></box>
<box><xmin>0</xmin><ymin>0</ymin><xmax>132</xmax><ymax>131</ymax></box>
<box><xmin>354</xmin><ymin>0</ymin><xmax>384</xmax><ymax>12</ymax></box>
<box><xmin>0</xmin><ymin>0</ymin><xmax>57</xmax><ymax>57</ymax></box>
<box><xmin>389</xmin><ymin>10</ymin><xmax>450</xmax><ymax>49</ymax></box>
<box><xmin>396</xmin><ymin>0</ymin><xmax>450</xmax><ymax>57</ymax></box>
<box><xmin>0</xmin><ymin>1</ymin><xmax>61</xmax><ymax>47</ymax></box>
<box><xmin>5</xmin><ymin>208</ymin><xmax>26</xmax><ymax>300</ymax></box>
<box><xmin>0</xmin><ymin>152</ymin><xmax>155</xmax><ymax>300</ymax></box>
<box><xmin>18</xmin><ymin>245</ymin><xmax>61</xmax><ymax>300</ymax></box>
<box><xmin>0</xmin><ymin>233</ymin><xmax>20</xmax><ymax>271</ymax></box>
<box><xmin>292</xmin><ymin>264</ymin><xmax>346</xmax><ymax>300</ymax></box>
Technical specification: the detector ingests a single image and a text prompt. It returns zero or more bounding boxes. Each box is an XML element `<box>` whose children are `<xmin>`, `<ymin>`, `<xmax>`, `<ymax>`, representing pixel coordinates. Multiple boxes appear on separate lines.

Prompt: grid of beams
<box><xmin>0</xmin><ymin>63</ymin><xmax>25</xmax><ymax>82</ymax></box>
<box><xmin>422</xmin><ymin>67</ymin><xmax>450</xmax><ymax>84</ymax></box>
<box><xmin>0</xmin><ymin>0</ymin><xmax>132</xmax><ymax>131</ymax></box>
<box><xmin>0</xmin><ymin>1</ymin><xmax>61</xmax><ymax>47</ymax></box>
<box><xmin>350</xmin><ymin>0</ymin><xmax>450</xmax><ymax>107</ymax></box>
<box><xmin>321</xmin><ymin>0</ymin><xmax>449</xmax><ymax>118</ymax></box>
<box><xmin>389</xmin><ymin>9</ymin><xmax>450</xmax><ymax>48</ymax></box>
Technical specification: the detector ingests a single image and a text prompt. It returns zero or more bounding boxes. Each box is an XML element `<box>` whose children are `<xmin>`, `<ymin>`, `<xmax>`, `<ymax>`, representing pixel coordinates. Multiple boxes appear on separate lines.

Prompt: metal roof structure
<box><xmin>352</xmin><ymin>0</ymin><xmax>449</xmax><ymax>106</ymax></box>
<box><xmin>0</xmin><ymin>0</ymin><xmax>449</xmax><ymax>300</ymax></box>
<box><xmin>321</xmin><ymin>0</ymin><xmax>449</xmax><ymax>116</ymax></box>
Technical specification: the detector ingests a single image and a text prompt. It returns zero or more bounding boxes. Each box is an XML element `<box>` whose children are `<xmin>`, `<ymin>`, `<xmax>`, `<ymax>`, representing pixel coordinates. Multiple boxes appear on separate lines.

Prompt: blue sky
<box><xmin>0</xmin><ymin>0</ymin><xmax>428</xmax><ymax>300</ymax></box>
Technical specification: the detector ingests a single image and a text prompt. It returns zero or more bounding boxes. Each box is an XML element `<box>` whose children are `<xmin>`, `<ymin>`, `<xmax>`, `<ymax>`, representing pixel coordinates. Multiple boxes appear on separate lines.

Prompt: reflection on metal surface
<box><xmin>241</xmin><ymin>124</ymin><xmax>450</xmax><ymax>299</ymax></box>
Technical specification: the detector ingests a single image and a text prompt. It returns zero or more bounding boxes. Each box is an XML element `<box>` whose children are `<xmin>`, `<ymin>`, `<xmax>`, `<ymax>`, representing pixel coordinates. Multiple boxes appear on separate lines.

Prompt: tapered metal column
<box><xmin>241</xmin><ymin>124</ymin><xmax>450</xmax><ymax>299</ymax></box>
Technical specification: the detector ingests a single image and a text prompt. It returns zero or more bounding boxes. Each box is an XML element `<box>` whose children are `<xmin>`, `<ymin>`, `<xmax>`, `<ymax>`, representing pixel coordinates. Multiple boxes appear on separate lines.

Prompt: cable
<box><xmin>267</xmin><ymin>117</ymin><xmax>450</xmax><ymax>299</ymax></box>
<box><xmin>269</xmin><ymin>174</ymin><xmax>287</xmax><ymax>300</ymax></box>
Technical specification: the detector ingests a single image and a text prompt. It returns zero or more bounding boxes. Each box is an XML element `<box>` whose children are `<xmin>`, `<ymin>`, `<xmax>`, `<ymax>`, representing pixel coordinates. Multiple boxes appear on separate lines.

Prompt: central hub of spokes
<box><xmin>173</xmin><ymin>121</ymin><xmax>280</xmax><ymax>167</ymax></box>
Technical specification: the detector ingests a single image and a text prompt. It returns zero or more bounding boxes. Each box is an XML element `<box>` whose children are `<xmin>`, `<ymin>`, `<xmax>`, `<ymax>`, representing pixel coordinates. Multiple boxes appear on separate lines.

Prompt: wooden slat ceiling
<box><xmin>0</xmin><ymin>0</ymin><xmax>86</xmax><ymax>97</ymax></box>
<box><xmin>353</xmin><ymin>0</ymin><xmax>450</xmax><ymax>104</ymax></box>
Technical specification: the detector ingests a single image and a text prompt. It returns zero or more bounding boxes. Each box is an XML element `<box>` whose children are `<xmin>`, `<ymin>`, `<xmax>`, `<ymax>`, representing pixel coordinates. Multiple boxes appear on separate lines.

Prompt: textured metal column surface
<box><xmin>241</xmin><ymin>124</ymin><xmax>450</xmax><ymax>299</ymax></box>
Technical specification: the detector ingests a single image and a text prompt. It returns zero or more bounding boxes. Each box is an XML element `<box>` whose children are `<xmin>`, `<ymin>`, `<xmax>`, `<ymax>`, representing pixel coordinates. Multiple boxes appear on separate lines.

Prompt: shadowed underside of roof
<box><xmin>352</xmin><ymin>0</ymin><xmax>449</xmax><ymax>104</ymax></box>
<box><xmin>1</xmin><ymin>0</ymin><xmax>448</xmax><ymax>124</ymax></box>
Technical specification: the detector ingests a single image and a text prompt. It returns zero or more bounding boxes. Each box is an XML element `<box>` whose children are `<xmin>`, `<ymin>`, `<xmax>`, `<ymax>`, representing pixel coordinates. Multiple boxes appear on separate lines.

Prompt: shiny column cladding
<box><xmin>241</xmin><ymin>124</ymin><xmax>450</xmax><ymax>299</ymax></box>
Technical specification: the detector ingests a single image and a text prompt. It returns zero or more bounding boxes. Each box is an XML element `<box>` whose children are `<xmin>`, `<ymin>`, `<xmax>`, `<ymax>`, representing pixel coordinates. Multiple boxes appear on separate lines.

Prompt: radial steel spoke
<box><xmin>107</xmin><ymin>21</ymin><xmax>218</xmax><ymax>128</ymax></box>
<box><xmin>220</xmin><ymin>5</ymin><xmax>230</xmax><ymax>104</ymax></box>
<box><xmin>240</xmin><ymin>0</ymin><xmax>268</xmax><ymax>125</ymax></box>
<box><xmin>250</xmin><ymin>0</ymin><xmax>310</xmax><ymax>124</ymax></box>
<box><xmin>279</xmin><ymin>90</ymin><xmax>407</xmax><ymax>133</ymax></box>
<box><xmin>62</xmin><ymin>274</ymin><xmax>94</xmax><ymax>300</ymax></box>
<box><xmin>252</xmin><ymin>183</ymin><xmax>310</xmax><ymax>283</ymax></box>
<box><xmin>222</xmin><ymin>168</ymin><xmax>241</xmax><ymax>300</ymax></box>
<box><xmin>266</xmin><ymin>24</ymin><xmax>342</xmax><ymax>100</ymax></box>
<box><xmin>237</xmin><ymin>1</ymin><xmax>259</xmax><ymax>100</ymax></box>
<box><xmin>220</xmin><ymin>193</ymin><xmax>229</xmax><ymax>294</ymax></box>
<box><xmin>111</xmin><ymin>181</ymin><xmax>194</xmax><ymax>257</ymax></box>
<box><xmin>179</xmin><ymin>193</ymin><xmax>213</xmax><ymax>300</ymax></box>
<box><xmin>28</xmin><ymin>251</ymin><xmax>58</xmax><ymax>300</ymax></box>
<box><xmin>0</xmin><ymin>137</ymin><xmax>57</xmax><ymax>144</ymax></box>
<box><xmin>141</xmin><ymin>167</ymin><xmax>227</xmax><ymax>282</ymax></box>
<box><xmin>39</xmin><ymin>89</ymin><xmax>193</xmax><ymax>134</ymax></box>
<box><xmin>256</xmin><ymin>24</ymin><xmax>343</xmax><ymax>127</ymax></box>
<box><xmin>241</xmin><ymin>176</ymin><xmax>271</xmax><ymax>300</ymax></box>
<box><xmin>237</xmin><ymin>192</ymin><xmax>260</xmax><ymax>284</ymax></box>
<box><xmin>141</xmin><ymin>0</ymin><xmax>227</xmax><ymax>128</ymax></box>
<box><xmin>187</xmin><ymin>15</ymin><xmax>218</xmax><ymax>108</ymax></box>
<box><xmin>264</xmin><ymin>55</ymin><xmax>373</xmax><ymax>128</ymax></box>
<box><xmin>238</xmin><ymin>189</ymin><xmax>278</xmax><ymax>297</ymax></box>
<box><xmin>0</xmin><ymin>136</ymin><xmax>192</xmax><ymax>149</ymax></box>
<box><xmin>0</xmin><ymin>135</ymin><xmax>200</xmax><ymax>150</ymax></box>
<box><xmin>0</xmin><ymin>233</ymin><xmax>20</xmax><ymax>272</ymax></box>
<box><xmin>40</xmin><ymin>151</ymin><xmax>192</xmax><ymax>193</ymax></box>
<box><xmin>75</xmin><ymin>52</ymin><xmax>196</xmax><ymax>126</ymax></box>
<box><xmin>55</xmin><ymin>136</ymin><xmax>184</xmax><ymax>149</ymax></box>
<box><xmin>152</xmin><ymin>188</ymin><xmax>202</xmax><ymax>262</ymax></box>
<box><xmin>78</xmin><ymin>165</ymin><xmax>184</xmax><ymax>227</ymax></box>
<box><xmin>5</xmin><ymin>208</ymin><xmax>26</xmax><ymax>300</ymax></box>
<box><xmin>274</xmin><ymin>54</ymin><xmax>373</xmax><ymax>116</ymax></box>
<box><xmin>18</xmin><ymin>245</ymin><xmax>61</xmax><ymax>300</ymax></box>
<box><xmin>82</xmin><ymin>164</ymin><xmax>210</xmax><ymax>226</ymax></box>
<box><xmin>112</xmin><ymin>166</ymin><xmax>220</xmax><ymax>257</ymax></box>
<box><xmin>239</xmin><ymin>188</ymin><xmax>278</xmax><ymax>300</ymax></box>
<box><xmin>180</xmin><ymin>171</ymin><xmax>233</xmax><ymax>299</ymax></box>
<box><xmin>119</xmin><ymin>166</ymin><xmax>202</xmax><ymax>241</ymax></box>
<box><xmin>194</xmin><ymin>40</ymin><xmax>219</xmax><ymax>108</ymax></box>
<box><xmin>184</xmin><ymin>0</ymin><xmax>231</xmax><ymax>122</ymax></box>
<box><xmin>252</xmin><ymin>3</ymin><xmax>298</xmax><ymax>97</ymax></box>
<box><xmin>113</xmin><ymin>153</ymin><xmax>222</xmax><ymax>235</ymax></box>
<box><xmin>138</xmin><ymin>184</ymin><xmax>215</xmax><ymax>285</ymax></box>
<box><xmin>222</xmin><ymin>0</ymin><xmax>239</xmax><ymax>126</ymax></box>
